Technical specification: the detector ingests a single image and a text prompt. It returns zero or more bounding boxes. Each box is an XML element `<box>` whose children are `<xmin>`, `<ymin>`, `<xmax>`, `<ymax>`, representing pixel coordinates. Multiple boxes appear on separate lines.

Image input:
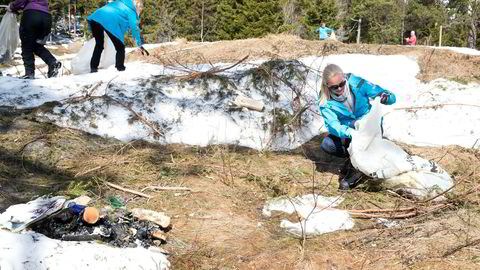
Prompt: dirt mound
<box><xmin>128</xmin><ymin>34</ymin><xmax>480</xmax><ymax>83</ymax></box>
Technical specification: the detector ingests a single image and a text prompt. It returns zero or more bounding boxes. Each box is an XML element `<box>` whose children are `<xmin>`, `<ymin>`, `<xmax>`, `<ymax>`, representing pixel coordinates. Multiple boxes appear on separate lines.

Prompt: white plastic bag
<box><xmin>349</xmin><ymin>98</ymin><xmax>453</xmax><ymax>200</ymax></box>
<box><xmin>0</xmin><ymin>12</ymin><xmax>19</xmax><ymax>63</ymax></box>
<box><xmin>263</xmin><ymin>194</ymin><xmax>354</xmax><ymax>237</ymax></box>
<box><xmin>71</xmin><ymin>34</ymin><xmax>116</xmax><ymax>75</ymax></box>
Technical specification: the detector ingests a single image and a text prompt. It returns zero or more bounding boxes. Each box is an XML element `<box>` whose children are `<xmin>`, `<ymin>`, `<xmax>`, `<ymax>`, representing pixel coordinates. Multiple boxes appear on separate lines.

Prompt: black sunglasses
<box><xmin>328</xmin><ymin>80</ymin><xmax>346</xmax><ymax>91</ymax></box>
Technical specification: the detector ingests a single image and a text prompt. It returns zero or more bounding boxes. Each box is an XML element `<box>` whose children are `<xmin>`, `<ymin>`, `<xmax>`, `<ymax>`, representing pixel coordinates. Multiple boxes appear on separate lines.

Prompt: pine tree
<box><xmin>346</xmin><ymin>0</ymin><xmax>404</xmax><ymax>44</ymax></box>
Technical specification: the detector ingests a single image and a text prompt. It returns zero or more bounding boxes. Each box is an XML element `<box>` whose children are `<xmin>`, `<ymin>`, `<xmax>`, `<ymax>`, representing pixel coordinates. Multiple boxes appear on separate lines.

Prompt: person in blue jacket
<box><xmin>317</xmin><ymin>63</ymin><xmax>396</xmax><ymax>190</ymax></box>
<box><xmin>315</xmin><ymin>23</ymin><xmax>333</xmax><ymax>40</ymax></box>
<box><xmin>87</xmin><ymin>0</ymin><xmax>148</xmax><ymax>73</ymax></box>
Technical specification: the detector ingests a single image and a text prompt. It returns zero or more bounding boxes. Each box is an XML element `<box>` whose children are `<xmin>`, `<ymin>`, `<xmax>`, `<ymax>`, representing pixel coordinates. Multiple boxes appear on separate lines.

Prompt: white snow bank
<box><xmin>0</xmin><ymin>230</ymin><xmax>170</xmax><ymax>270</ymax></box>
<box><xmin>431</xmin><ymin>46</ymin><xmax>480</xmax><ymax>56</ymax></box>
<box><xmin>383</xmin><ymin>79</ymin><xmax>480</xmax><ymax>148</ymax></box>
<box><xmin>0</xmin><ymin>54</ymin><xmax>479</xmax><ymax>150</ymax></box>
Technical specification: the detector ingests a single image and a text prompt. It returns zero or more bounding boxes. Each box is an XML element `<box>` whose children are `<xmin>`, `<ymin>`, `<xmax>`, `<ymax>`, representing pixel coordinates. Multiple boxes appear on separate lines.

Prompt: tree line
<box><xmin>0</xmin><ymin>0</ymin><xmax>478</xmax><ymax>48</ymax></box>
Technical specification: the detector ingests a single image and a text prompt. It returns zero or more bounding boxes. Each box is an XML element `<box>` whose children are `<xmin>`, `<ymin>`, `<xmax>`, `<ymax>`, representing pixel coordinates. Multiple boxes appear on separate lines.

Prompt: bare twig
<box><xmin>75</xmin><ymin>165</ymin><xmax>104</xmax><ymax>177</ymax></box>
<box><xmin>141</xmin><ymin>186</ymin><xmax>192</xmax><ymax>192</ymax></box>
<box><xmin>350</xmin><ymin>211</ymin><xmax>417</xmax><ymax>219</ymax></box>
<box><xmin>104</xmin><ymin>96</ymin><xmax>164</xmax><ymax>137</ymax></box>
<box><xmin>419</xmin><ymin>178</ymin><xmax>463</xmax><ymax>203</ymax></box>
<box><xmin>443</xmin><ymin>237</ymin><xmax>480</xmax><ymax>257</ymax></box>
<box><xmin>170</xmin><ymin>55</ymin><xmax>249</xmax><ymax>80</ymax></box>
<box><xmin>105</xmin><ymin>181</ymin><xmax>153</xmax><ymax>199</ymax></box>
<box><xmin>17</xmin><ymin>135</ymin><xmax>46</xmax><ymax>154</ymax></box>
<box><xmin>349</xmin><ymin>207</ymin><xmax>416</xmax><ymax>213</ymax></box>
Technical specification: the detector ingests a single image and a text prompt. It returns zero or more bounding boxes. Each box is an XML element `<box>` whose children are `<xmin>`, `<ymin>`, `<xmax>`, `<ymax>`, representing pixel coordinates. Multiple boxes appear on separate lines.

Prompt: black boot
<box><xmin>20</xmin><ymin>72</ymin><xmax>35</xmax><ymax>79</ymax></box>
<box><xmin>48</xmin><ymin>61</ymin><xmax>62</xmax><ymax>78</ymax></box>
<box><xmin>338</xmin><ymin>160</ymin><xmax>364</xmax><ymax>190</ymax></box>
<box><xmin>22</xmin><ymin>63</ymin><xmax>36</xmax><ymax>79</ymax></box>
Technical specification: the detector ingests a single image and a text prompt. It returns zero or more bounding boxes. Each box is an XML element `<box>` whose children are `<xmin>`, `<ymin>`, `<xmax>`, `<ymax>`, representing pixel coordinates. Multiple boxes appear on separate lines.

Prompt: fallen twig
<box><xmin>443</xmin><ymin>237</ymin><xmax>480</xmax><ymax>257</ymax></box>
<box><xmin>419</xmin><ymin>177</ymin><xmax>464</xmax><ymax>203</ymax></box>
<box><xmin>17</xmin><ymin>135</ymin><xmax>46</xmax><ymax>154</ymax></box>
<box><xmin>105</xmin><ymin>181</ymin><xmax>153</xmax><ymax>199</ymax></box>
<box><xmin>104</xmin><ymin>96</ymin><xmax>164</xmax><ymax>137</ymax></box>
<box><xmin>171</xmin><ymin>55</ymin><xmax>249</xmax><ymax>80</ymax></box>
<box><xmin>350</xmin><ymin>211</ymin><xmax>417</xmax><ymax>219</ymax></box>
<box><xmin>349</xmin><ymin>207</ymin><xmax>416</xmax><ymax>213</ymax></box>
<box><xmin>141</xmin><ymin>186</ymin><xmax>192</xmax><ymax>192</ymax></box>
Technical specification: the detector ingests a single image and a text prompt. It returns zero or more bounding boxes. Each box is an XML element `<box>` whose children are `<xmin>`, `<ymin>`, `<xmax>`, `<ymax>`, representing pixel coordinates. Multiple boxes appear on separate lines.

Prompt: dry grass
<box><xmin>1</xmin><ymin>35</ymin><xmax>480</xmax><ymax>268</ymax></box>
<box><xmin>1</xmin><ymin>106</ymin><xmax>480</xmax><ymax>269</ymax></box>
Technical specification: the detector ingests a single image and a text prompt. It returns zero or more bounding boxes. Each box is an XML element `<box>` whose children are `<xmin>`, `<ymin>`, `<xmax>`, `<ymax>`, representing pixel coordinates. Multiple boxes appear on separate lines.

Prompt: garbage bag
<box><xmin>0</xmin><ymin>12</ymin><xmax>19</xmax><ymax>63</ymax></box>
<box><xmin>348</xmin><ymin>98</ymin><xmax>454</xmax><ymax>200</ymax></box>
<box><xmin>71</xmin><ymin>34</ymin><xmax>116</xmax><ymax>75</ymax></box>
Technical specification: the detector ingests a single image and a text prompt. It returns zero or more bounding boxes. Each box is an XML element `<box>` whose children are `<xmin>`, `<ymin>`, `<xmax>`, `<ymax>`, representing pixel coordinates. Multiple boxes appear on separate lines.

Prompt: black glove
<box><xmin>380</xmin><ymin>92</ymin><xmax>389</xmax><ymax>104</ymax></box>
<box><xmin>140</xmin><ymin>46</ymin><xmax>150</xmax><ymax>56</ymax></box>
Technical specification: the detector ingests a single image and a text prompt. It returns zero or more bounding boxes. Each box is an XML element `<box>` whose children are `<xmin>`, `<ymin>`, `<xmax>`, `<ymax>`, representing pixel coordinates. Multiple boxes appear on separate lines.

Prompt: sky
<box><xmin>1</xmin><ymin>43</ymin><xmax>479</xmax><ymax>151</ymax></box>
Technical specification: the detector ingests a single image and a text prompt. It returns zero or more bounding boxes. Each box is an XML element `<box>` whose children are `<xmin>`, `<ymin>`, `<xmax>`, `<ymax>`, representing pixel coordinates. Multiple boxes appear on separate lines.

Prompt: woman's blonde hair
<box><xmin>319</xmin><ymin>63</ymin><xmax>344</xmax><ymax>104</ymax></box>
<box><xmin>133</xmin><ymin>0</ymin><xmax>144</xmax><ymax>16</ymax></box>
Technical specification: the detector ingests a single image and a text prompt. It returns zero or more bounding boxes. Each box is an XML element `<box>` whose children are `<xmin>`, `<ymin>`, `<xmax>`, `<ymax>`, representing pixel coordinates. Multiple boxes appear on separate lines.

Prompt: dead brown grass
<box><xmin>2</xmin><ymin>34</ymin><xmax>479</xmax><ymax>269</ymax></box>
<box><xmin>1</xmin><ymin>106</ymin><xmax>480</xmax><ymax>269</ymax></box>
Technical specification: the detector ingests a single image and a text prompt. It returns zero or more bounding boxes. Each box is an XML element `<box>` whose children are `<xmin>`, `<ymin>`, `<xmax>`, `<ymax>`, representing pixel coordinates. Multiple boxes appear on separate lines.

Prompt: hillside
<box><xmin>1</xmin><ymin>35</ymin><xmax>480</xmax><ymax>269</ymax></box>
<box><xmin>128</xmin><ymin>34</ymin><xmax>480</xmax><ymax>83</ymax></box>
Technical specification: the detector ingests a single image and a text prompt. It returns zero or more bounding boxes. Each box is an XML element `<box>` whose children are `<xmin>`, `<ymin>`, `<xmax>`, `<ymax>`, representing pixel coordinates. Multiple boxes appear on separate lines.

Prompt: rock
<box><xmin>131</xmin><ymin>208</ymin><xmax>171</xmax><ymax>228</ymax></box>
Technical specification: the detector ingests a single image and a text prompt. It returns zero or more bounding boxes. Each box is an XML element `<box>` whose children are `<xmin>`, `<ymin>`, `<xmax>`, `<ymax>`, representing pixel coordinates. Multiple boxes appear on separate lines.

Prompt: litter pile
<box><xmin>0</xmin><ymin>196</ymin><xmax>171</xmax><ymax>249</ymax></box>
<box><xmin>0</xmin><ymin>195</ymin><xmax>171</xmax><ymax>269</ymax></box>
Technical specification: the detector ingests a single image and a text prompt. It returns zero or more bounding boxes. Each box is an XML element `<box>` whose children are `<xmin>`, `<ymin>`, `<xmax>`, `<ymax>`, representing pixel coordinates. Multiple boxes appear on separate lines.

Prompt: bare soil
<box><xmin>1</xmin><ymin>35</ymin><xmax>480</xmax><ymax>269</ymax></box>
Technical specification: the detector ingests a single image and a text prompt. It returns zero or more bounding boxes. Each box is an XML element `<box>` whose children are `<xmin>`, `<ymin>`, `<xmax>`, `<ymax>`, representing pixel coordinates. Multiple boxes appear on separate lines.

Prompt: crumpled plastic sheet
<box><xmin>0</xmin><ymin>12</ymin><xmax>19</xmax><ymax>64</ymax></box>
<box><xmin>263</xmin><ymin>194</ymin><xmax>354</xmax><ymax>237</ymax></box>
<box><xmin>349</xmin><ymin>98</ymin><xmax>454</xmax><ymax>200</ymax></box>
<box><xmin>0</xmin><ymin>196</ymin><xmax>66</xmax><ymax>232</ymax></box>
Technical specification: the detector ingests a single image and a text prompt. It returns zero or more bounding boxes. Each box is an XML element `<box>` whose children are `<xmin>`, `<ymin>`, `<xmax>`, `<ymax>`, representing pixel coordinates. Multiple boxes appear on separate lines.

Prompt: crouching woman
<box><xmin>317</xmin><ymin>64</ymin><xmax>396</xmax><ymax>190</ymax></box>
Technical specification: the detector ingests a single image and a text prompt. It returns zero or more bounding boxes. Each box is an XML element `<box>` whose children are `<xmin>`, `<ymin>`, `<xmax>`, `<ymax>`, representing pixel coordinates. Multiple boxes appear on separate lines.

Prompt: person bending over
<box><xmin>87</xmin><ymin>0</ymin><xmax>148</xmax><ymax>73</ymax></box>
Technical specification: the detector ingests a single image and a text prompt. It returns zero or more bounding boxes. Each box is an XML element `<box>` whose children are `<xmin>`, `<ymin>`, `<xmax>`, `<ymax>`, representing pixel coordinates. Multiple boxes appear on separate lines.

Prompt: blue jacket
<box><xmin>315</xmin><ymin>26</ymin><xmax>333</xmax><ymax>40</ymax></box>
<box><xmin>88</xmin><ymin>0</ymin><xmax>142</xmax><ymax>47</ymax></box>
<box><xmin>318</xmin><ymin>73</ymin><xmax>396</xmax><ymax>139</ymax></box>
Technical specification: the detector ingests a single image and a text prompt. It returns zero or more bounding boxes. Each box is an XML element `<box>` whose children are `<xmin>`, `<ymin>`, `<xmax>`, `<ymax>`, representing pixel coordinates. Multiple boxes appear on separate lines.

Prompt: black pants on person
<box><xmin>20</xmin><ymin>10</ymin><xmax>57</xmax><ymax>76</ymax></box>
<box><xmin>320</xmin><ymin>134</ymin><xmax>351</xmax><ymax>158</ymax></box>
<box><xmin>89</xmin><ymin>20</ymin><xmax>126</xmax><ymax>72</ymax></box>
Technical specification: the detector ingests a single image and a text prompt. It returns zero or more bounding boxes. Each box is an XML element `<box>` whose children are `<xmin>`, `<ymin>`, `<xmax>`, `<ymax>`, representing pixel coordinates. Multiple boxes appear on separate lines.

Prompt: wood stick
<box><xmin>443</xmin><ymin>238</ymin><xmax>480</xmax><ymax>257</ymax></box>
<box><xmin>348</xmin><ymin>207</ymin><xmax>416</xmax><ymax>213</ymax></box>
<box><xmin>350</xmin><ymin>211</ymin><xmax>417</xmax><ymax>219</ymax></box>
<box><xmin>141</xmin><ymin>186</ymin><xmax>192</xmax><ymax>192</ymax></box>
<box><xmin>105</xmin><ymin>181</ymin><xmax>153</xmax><ymax>199</ymax></box>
